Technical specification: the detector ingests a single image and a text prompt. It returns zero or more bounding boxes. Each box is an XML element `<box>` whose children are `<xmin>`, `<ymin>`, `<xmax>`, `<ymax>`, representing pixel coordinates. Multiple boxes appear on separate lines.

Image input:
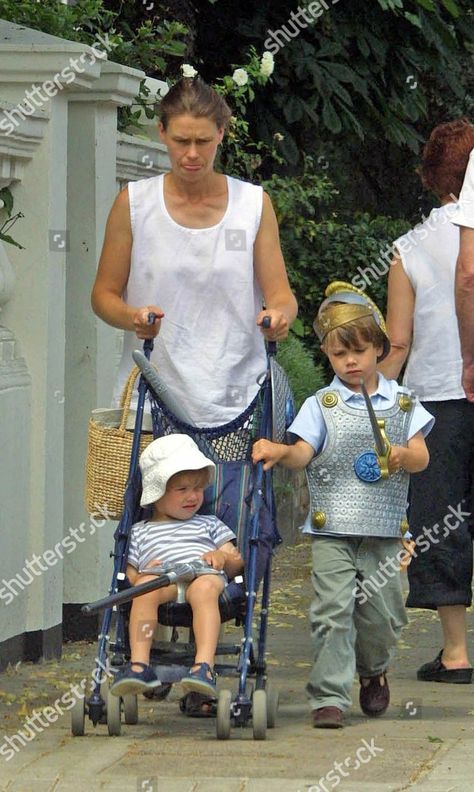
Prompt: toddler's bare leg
<box><xmin>128</xmin><ymin>576</ymin><xmax>177</xmax><ymax>666</ymax></box>
<box><xmin>186</xmin><ymin>575</ymin><xmax>225</xmax><ymax>669</ymax></box>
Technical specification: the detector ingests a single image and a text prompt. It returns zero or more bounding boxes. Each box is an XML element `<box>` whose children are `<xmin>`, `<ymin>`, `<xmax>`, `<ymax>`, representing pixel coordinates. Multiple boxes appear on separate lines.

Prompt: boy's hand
<box><xmin>252</xmin><ymin>439</ymin><xmax>285</xmax><ymax>470</ymax></box>
<box><xmin>201</xmin><ymin>549</ymin><xmax>226</xmax><ymax>571</ymax></box>
<box><xmin>387</xmin><ymin>431</ymin><xmax>429</xmax><ymax>475</ymax></box>
<box><xmin>387</xmin><ymin>445</ymin><xmax>407</xmax><ymax>474</ymax></box>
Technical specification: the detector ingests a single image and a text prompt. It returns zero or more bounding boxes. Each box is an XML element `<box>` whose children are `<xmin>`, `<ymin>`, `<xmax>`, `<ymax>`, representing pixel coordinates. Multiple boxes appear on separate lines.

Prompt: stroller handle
<box><xmin>261</xmin><ymin>314</ymin><xmax>277</xmax><ymax>355</ymax></box>
<box><xmin>81</xmin><ymin>575</ymin><xmax>173</xmax><ymax>615</ymax></box>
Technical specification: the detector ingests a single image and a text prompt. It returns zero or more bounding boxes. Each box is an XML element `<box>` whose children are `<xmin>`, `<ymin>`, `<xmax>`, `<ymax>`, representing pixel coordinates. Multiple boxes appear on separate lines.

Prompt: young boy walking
<box><xmin>253</xmin><ymin>281</ymin><xmax>434</xmax><ymax>728</ymax></box>
<box><xmin>111</xmin><ymin>433</ymin><xmax>243</xmax><ymax>698</ymax></box>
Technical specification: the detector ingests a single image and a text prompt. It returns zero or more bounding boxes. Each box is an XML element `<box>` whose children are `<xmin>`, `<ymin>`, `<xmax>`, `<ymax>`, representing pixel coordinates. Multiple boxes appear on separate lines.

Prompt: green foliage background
<box><xmin>0</xmin><ymin>0</ymin><xmax>471</xmax><ymax>390</ymax></box>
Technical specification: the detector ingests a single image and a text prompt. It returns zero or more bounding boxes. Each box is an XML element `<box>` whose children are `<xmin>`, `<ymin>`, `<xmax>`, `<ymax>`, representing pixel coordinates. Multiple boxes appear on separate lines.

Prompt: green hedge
<box><xmin>263</xmin><ymin>162</ymin><xmax>411</xmax><ymax>371</ymax></box>
<box><xmin>276</xmin><ymin>334</ymin><xmax>325</xmax><ymax>410</ymax></box>
<box><xmin>279</xmin><ymin>213</ymin><xmax>411</xmax><ymax>375</ymax></box>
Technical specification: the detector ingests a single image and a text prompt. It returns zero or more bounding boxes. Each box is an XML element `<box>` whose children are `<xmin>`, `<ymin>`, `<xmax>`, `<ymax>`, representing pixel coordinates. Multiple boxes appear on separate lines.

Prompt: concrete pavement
<box><xmin>2</xmin><ymin>540</ymin><xmax>474</xmax><ymax>791</ymax></box>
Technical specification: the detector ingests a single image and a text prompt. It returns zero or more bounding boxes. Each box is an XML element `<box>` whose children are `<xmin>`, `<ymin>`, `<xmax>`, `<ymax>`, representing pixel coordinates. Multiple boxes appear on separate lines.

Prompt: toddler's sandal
<box><xmin>181</xmin><ymin>661</ymin><xmax>217</xmax><ymax>697</ymax></box>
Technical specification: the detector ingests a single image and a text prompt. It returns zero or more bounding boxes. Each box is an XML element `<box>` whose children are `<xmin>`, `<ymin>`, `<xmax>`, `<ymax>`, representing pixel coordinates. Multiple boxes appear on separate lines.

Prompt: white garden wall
<box><xmin>0</xmin><ymin>19</ymin><xmax>169</xmax><ymax>665</ymax></box>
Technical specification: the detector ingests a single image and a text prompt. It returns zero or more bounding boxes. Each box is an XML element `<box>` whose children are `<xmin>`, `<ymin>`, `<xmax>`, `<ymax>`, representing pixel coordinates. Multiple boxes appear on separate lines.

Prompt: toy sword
<box><xmin>359</xmin><ymin>379</ymin><xmax>391</xmax><ymax>479</ymax></box>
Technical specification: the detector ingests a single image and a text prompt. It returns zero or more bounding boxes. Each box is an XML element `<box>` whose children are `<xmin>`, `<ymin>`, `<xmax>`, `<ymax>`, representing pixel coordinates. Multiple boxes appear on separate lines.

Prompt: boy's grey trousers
<box><xmin>307</xmin><ymin>535</ymin><xmax>408</xmax><ymax>712</ymax></box>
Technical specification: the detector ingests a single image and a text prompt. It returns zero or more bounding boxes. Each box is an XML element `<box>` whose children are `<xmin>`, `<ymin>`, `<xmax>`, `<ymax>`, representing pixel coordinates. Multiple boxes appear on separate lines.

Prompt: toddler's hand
<box><xmin>201</xmin><ymin>550</ymin><xmax>226</xmax><ymax>571</ymax></box>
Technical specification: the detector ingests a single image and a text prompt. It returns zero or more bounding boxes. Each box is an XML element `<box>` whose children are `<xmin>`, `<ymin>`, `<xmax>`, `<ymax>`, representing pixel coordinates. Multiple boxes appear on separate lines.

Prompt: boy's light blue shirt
<box><xmin>288</xmin><ymin>374</ymin><xmax>435</xmax><ymax>537</ymax></box>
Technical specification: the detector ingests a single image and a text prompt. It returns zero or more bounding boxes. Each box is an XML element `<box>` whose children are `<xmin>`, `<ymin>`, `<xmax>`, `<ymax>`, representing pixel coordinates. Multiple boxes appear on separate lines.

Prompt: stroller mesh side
<box><xmin>148</xmin><ymin>384</ymin><xmax>279</xmax><ymax>584</ymax></box>
<box><xmin>149</xmin><ymin>389</ymin><xmax>263</xmax><ymax>463</ymax></box>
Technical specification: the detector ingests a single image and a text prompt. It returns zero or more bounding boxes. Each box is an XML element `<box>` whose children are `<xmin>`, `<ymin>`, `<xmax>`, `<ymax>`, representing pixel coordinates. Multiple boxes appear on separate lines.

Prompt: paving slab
<box><xmin>1</xmin><ymin>542</ymin><xmax>474</xmax><ymax>791</ymax></box>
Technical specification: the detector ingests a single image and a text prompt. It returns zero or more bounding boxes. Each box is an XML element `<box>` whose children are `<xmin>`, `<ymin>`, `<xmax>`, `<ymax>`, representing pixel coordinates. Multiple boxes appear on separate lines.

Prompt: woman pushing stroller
<box><xmin>91</xmin><ymin>75</ymin><xmax>297</xmax><ymax>428</ymax></box>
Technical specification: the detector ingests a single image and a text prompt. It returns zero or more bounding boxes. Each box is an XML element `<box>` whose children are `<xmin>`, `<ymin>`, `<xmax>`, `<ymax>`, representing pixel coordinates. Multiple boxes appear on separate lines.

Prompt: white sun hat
<box><xmin>139</xmin><ymin>434</ymin><xmax>215</xmax><ymax>507</ymax></box>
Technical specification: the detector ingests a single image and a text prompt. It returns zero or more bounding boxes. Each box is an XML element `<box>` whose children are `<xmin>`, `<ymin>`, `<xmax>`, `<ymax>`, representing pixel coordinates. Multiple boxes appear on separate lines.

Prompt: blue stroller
<box><xmin>74</xmin><ymin>319</ymin><xmax>294</xmax><ymax>740</ymax></box>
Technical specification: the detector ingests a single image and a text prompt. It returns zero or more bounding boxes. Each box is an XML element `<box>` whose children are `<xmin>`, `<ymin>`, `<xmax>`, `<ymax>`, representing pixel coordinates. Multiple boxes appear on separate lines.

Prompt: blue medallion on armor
<box><xmin>354</xmin><ymin>450</ymin><xmax>381</xmax><ymax>482</ymax></box>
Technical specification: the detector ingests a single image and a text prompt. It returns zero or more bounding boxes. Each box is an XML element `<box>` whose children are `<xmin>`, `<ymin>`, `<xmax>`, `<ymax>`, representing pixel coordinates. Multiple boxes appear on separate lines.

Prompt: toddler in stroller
<box><xmin>110</xmin><ymin>433</ymin><xmax>243</xmax><ymax>700</ymax></box>
<box><xmin>79</xmin><ymin>325</ymin><xmax>293</xmax><ymax>739</ymax></box>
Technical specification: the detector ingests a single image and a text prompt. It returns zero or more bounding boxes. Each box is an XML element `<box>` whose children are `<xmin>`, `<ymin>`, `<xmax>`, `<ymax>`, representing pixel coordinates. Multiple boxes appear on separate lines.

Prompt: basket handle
<box><xmin>118</xmin><ymin>366</ymin><xmax>140</xmax><ymax>431</ymax></box>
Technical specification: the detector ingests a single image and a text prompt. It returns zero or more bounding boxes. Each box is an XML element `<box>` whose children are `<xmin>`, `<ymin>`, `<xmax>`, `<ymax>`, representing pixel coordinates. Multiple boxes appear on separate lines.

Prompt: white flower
<box><xmin>232</xmin><ymin>68</ymin><xmax>248</xmax><ymax>87</ymax></box>
<box><xmin>260</xmin><ymin>51</ymin><xmax>274</xmax><ymax>77</ymax></box>
<box><xmin>181</xmin><ymin>63</ymin><xmax>198</xmax><ymax>78</ymax></box>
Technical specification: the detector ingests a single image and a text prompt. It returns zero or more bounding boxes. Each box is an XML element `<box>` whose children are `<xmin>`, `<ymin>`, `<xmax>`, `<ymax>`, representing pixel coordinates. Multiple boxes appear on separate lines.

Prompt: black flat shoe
<box><xmin>417</xmin><ymin>650</ymin><xmax>473</xmax><ymax>684</ymax></box>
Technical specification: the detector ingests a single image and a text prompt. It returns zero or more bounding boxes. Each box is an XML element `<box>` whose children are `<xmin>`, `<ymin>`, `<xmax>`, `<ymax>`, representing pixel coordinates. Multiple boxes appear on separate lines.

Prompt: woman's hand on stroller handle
<box><xmin>132</xmin><ymin>306</ymin><xmax>165</xmax><ymax>339</ymax></box>
<box><xmin>257</xmin><ymin>308</ymin><xmax>291</xmax><ymax>341</ymax></box>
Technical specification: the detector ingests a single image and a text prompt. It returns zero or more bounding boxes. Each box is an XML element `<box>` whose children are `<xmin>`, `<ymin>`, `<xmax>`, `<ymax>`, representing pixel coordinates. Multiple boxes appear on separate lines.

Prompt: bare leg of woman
<box><xmin>438</xmin><ymin>605</ymin><xmax>470</xmax><ymax>668</ymax></box>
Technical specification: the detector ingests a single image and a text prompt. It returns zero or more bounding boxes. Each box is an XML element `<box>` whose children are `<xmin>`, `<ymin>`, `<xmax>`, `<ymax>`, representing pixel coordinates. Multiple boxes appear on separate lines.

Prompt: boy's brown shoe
<box><xmin>359</xmin><ymin>673</ymin><xmax>390</xmax><ymax>717</ymax></box>
<box><xmin>312</xmin><ymin>706</ymin><xmax>344</xmax><ymax>728</ymax></box>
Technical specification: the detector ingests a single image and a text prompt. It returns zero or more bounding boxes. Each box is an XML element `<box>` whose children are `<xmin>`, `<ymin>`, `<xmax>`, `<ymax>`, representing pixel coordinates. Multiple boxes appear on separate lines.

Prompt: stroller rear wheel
<box><xmin>106</xmin><ymin>689</ymin><xmax>121</xmax><ymax>736</ymax></box>
<box><xmin>252</xmin><ymin>689</ymin><xmax>267</xmax><ymax>741</ymax></box>
<box><xmin>266</xmin><ymin>683</ymin><xmax>279</xmax><ymax>728</ymax></box>
<box><xmin>216</xmin><ymin>689</ymin><xmax>232</xmax><ymax>740</ymax></box>
<box><xmin>70</xmin><ymin>695</ymin><xmax>85</xmax><ymax>736</ymax></box>
<box><xmin>123</xmin><ymin>694</ymin><xmax>138</xmax><ymax>724</ymax></box>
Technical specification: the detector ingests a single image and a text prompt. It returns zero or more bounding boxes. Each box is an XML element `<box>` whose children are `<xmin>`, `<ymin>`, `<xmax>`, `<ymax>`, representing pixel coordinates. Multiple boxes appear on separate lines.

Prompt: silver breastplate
<box><xmin>306</xmin><ymin>388</ymin><xmax>414</xmax><ymax>538</ymax></box>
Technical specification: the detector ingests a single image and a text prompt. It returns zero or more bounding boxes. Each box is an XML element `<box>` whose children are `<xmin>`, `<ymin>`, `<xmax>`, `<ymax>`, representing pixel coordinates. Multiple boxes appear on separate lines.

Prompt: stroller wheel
<box><xmin>123</xmin><ymin>694</ymin><xmax>138</xmax><ymax>724</ymax></box>
<box><xmin>252</xmin><ymin>690</ymin><xmax>267</xmax><ymax>741</ymax></box>
<box><xmin>71</xmin><ymin>695</ymin><xmax>85</xmax><ymax>736</ymax></box>
<box><xmin>216</xmin><ymin>689</ymin><xmax>232</xmax><ymax>740</ymax></box>
<box><xmin>106</xmin><ymin>689</ymin><xmax>122</xmax><ymax>736</ymax></box>
<box><xmin>266</xmin><ymin>684</ymin><xmax>279</xmax><ymax>728</ymax></box>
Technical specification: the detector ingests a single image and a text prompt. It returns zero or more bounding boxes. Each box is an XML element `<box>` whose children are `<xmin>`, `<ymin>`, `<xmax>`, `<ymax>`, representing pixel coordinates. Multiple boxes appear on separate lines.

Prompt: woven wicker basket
<box><xmin>84</xmin><ymin>367</ymin><xmax>153</xmax><ymax>518</ymax></box>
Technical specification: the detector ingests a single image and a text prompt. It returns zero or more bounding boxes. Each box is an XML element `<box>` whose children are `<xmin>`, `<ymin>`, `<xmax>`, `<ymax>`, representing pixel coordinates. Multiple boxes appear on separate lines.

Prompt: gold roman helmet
<box><xmin>313</xmin><ymin>281</ymin><xmax>391</xmax><ymax>361</ymax></box>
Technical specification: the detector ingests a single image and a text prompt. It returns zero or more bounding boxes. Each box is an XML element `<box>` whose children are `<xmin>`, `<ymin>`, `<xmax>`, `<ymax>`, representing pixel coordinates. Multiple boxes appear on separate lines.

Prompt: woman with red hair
<box><xmin>379</xmin><ymin>119</ymin><xmax>474</xmax><ymax>684</ymax></box>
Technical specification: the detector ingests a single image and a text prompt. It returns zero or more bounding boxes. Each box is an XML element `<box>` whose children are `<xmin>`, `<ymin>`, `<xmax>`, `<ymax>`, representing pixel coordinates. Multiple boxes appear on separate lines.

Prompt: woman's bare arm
<box><xmin>378</xmin><ymin>253</ymin><xmax>415</xmax><ymax>380</ymax></box>
<box><xmin>254</xmin><ymin>192</ymin><xmax>298</xmax><ymax>340</ymax></box>
<box><xmin>91</xmin><ymin>188</ymin><xmax>164</xmax><ymax>338</ymax></box>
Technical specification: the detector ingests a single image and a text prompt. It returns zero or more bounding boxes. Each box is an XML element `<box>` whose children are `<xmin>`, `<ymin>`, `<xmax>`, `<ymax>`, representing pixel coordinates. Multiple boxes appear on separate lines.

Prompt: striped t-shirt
<box><xmin>127</xmin><ymin>514</ymin><xmax>236</xmax><ymax>573</ymax></box>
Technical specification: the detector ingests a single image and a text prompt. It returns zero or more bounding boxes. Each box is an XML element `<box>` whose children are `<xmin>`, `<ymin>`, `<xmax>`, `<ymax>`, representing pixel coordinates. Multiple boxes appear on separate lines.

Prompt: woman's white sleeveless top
<box><xmin>394</xmin><ymin>203</ymin><xmax>464</xmax><ymax>401</ymax></box>
<box><xmin>113</xmin><ymin>174</ymin><xmax>267</xmax><ymax>427</ymax></box>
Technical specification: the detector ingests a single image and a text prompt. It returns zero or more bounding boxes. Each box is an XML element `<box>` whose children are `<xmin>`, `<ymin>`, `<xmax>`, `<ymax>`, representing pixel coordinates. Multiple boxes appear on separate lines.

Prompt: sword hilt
<box><xmin>375</xmin><ymin>419</ymin><xmax>391</xmax><ymax>479</ymax></box>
